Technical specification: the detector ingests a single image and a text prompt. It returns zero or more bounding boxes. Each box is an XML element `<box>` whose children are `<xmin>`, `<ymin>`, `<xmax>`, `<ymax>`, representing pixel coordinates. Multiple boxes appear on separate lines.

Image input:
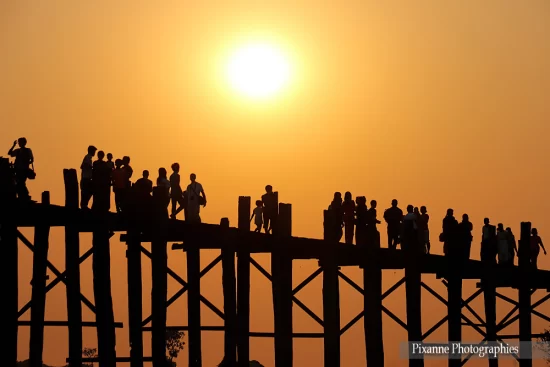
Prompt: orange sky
<box><xmin>2</xmin><ymin>1</ymin><xmax>550</xmax><ymax>366</ymax></box>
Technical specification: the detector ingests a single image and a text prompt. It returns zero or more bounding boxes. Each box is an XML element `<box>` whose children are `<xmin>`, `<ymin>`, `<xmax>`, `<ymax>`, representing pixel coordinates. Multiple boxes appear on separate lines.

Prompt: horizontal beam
<box><xmin>18</xmin><ymin>320</ymin><xmax>123</xmax><ymax>328</ymax></box>
<box><xmin>68</xmin><ymin>357</ymin><xmax>153</xmax><ymax>362</ymax></box>
<box><xmin>142</xmin><ymin>326</ymin><xmax>323</xmax><ymax>338</ymax></box>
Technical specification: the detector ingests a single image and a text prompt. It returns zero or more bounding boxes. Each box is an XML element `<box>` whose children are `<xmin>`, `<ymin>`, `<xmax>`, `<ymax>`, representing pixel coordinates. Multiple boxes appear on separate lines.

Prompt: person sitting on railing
<box><xmin>8</xmin><ymin>137</ymin><xmax>34</xmax><ymax>201</ymax></box>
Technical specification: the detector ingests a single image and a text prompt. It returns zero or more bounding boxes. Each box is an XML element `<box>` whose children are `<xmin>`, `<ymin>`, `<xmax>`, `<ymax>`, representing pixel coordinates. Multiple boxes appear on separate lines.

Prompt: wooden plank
<box><xmin>151</xmin><ymin>188</ymin><xmax>168</xmax><ymax>367</ymax></box>
<box><xmin>237</xmin><ymin>196</ymin><xmax>251</xmax><ymax>367</ymax></box>
<box><xmin>126</xmin><ymin>225</ymin><xmax>144</xmax><ymax>367</ymax></box>
<box><xmin>92</xmin><ymin>215</ymin><xmax>117</xmax><ymax>367</ymax></box>
<box><xmin>362</xmin><ymin>235</ymin><xmax>384</xmax><ymax>367</ymax></box>
<box><xmin>518</xmin><ymin>222</ymin><xmax>532</xmax><ymax>367</ymax></box>
<box><xmin>483</xmin><ymin>275</ymin><xmax>498</xmax><ymax>367</ymax></box>
<box><xmin>187</xmin><ymin>245</ymin><xmax>202</xmax><ymax>367</ymax></box>
<box><xmin>272</xmin><ymin>203</ymin><xmax>293</xmax><ymax>367</ymax></box>
<box><xmin>0</xmin><ymin>157</ymin><xmax>18</xmax><ymax>367</ymax></box>
<box><xmin>322</xmin><ymin>210</ymin><xmax>340</xmax><ymax>367</ymax></box>
<box><xmin>29</xmin><ymin>192</ymin><xmax>51</xmax><ymax>367</ymax></box>
<box><xmin>64</xmin><ymin>169</ymin><xmax>83</xmax><ymax>367</ymax></box>
<box><xmin>221</xmin><ymin>218</ymin><xmax>237</xmax><ymax>366</ymax></box>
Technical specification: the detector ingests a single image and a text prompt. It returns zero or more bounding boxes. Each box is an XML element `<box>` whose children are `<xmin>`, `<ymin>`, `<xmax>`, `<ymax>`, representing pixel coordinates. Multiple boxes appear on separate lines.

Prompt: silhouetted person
<box><xmin>80</xmin><ymin>145</ymin><xmax>96</xmax><ymax>209</ymax></box>
<box><xmin>442</xmin><ymin>209</ymin><xmax>458</xmax><ymax>256</ymax></box>
<box><xmin>170</xmin><ymin>163</ymin><xmax>185</xmax><ymax>219</ymax></box>
<box><xmin>327</xmin><ymin>192</ymin><xmax>344</xmax><ymax>242</ymax></box>
<box><xmin>496</xmin><ymin>223</ymin><xmax>509</xmax><ymax>265</ymax></box>
<box><xmin>112</xmin><ymin>159</ymin><xmax>126</xmax><ymax>213</ymax></box>
<box><xmin>156</xmin><ymin>168</ymin><xmax>171</xmax><ymax>217</ymax></box>
<box><xmin>342</xmin><ymin>192</ymin><xmax>355</xmax><ymax>244</ymax></box>
<box><xmin>250</xmin><ymin>200</ymin><xmax>264</xmax><ymax>232</ymax></box>
<box><xmin>384</xmin><ymin>199</ymin><xmax>403</xmax><ymax>249</ymax></box>
<box><xmin>418</xmin><ymin>206</ymin><xmax>430</xmax><ymax>254</ymax></box>
<box><xmin>355</xmin><ymin>196</ymin><xmax>368</xmax><ymax>246</ymax></box>
<box><xmin>106</xmin><ymin>153</ymin><xmax>115</xmax><ymax>172</ymax></box>
<box><xmin>261</xmin><ymin>185</ymin><xmax>277</xmax><ymax>233</ymax></box>
<box><xmin>457</xmin><ymin>214</ymin><xmax>473</xmax><ymax>260</ymax></box>
<box><xmin>506</xmin><ymin>227</ymin><xmax>517</xmax><ymax>266</ymax></box>
<box><xmin>186</xmin><ymin>173</ymin><xmax>206</xmax><ymax>223</ymax></box>
<box><xmin>91</xmin><ymin>151</ymin><xmax>112</xmax><ymax>212</ymax></box>
<box><xmin>8</xmin><ymin>137</ymin><xmax>34</xmax><ymax>200</ymax></box>
<box><xmin>134</xmin><ymin>170</ymin><xmax>153</xmax><ymax>199</ymax></box>
<box><xmin>402</xmin><ymin>205</ymin><xmax>418</xmax><ymax>252</ymax></box>
<box><xmin>116</xmin><ymin>156</ymin><xmax>133</xmax><ymax>212</ymax></box>
<box><xmin>530</xmin><ymin>228</ymin><xmax>546</xmax><ymax>269</ymax></box>
<box><xmin>366</xmin><ymin>199</ymin><xmax>381</xmax><ymax>248</ymax></box>
<box><xmin>481</xmin><ymin>218</ymin><xmax>497</xmax><ymax>264</ymax></box>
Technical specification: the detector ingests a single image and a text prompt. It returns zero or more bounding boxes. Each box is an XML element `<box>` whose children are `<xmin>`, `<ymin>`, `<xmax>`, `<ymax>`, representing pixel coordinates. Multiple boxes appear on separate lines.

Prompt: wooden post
<box><xmin>322</xmin><ymin>210</ymin><xmax>340</xmax><ymax>367</ymax></box>
<box><xmin>483</xmin><ymin>274</ymin><xmax>497</xmax><ymax>367</ymax></box>
<box><xmin>221</xmin><ymin>218</ymin><xmax>237</xmax><ymax>366</ymax></box>
<box><xmin>363</xmin><ymin>237</ymin><xmax>384</xmax><ymax>367</ymax></box>
<box><xmin>447</xmin><ymin>258</ymin><xmax>462</xmax><ymax>367</ymax></box>
<box><xmin>151</xmin><ymin>187</ymin><xmax>168</xmax><ymax>367</ymax></box>
<box><xmin>64</xmin><ymin>169</ymin><xmax>83</xmax><ymax>367</ymax></box>
<box><xmin>237</xmin><ymin>196</ymin><xmax>251</xmax><ymax>366</ymax></box>
<box><xmin>0</xmin><ymin>157</ymin><xmax>18</xmax><ymax>366</ymax></box>
<box><xmin>187</xmin><ymin>245</ymin><xmax>202</xmax><ymax>367</ymax></box>
<box><xmin>29</xmin><ymin>192</ymin><xmax>51</xmax><ymax>367</ymax></box>
<box><xmin>405</xmin><ymin>248</ymin><xmax>423</xmax><ymax>367</ymax></box>
<box><xmin>126</xmin><ymin>221</ymin><xmax>144</xmax><ymax>367</ymax></box>
<box><xmin>518</xmin><ymin>222</ymin><xmax>532</xmax><ymax>367</ymax></box>
<box><xmin>272</xmin><ymin>203</ymin><xmax>293</xmax><ymax>367</ymax></box>
<box><xmin>92</xmin><ymin>213</ymin><xmax>117</xmax><ymax>367</ymax></box>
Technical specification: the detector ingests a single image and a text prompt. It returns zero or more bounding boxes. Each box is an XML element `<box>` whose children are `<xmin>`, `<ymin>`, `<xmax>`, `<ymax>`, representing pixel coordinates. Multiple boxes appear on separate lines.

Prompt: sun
<box><xmin>226</xmin><ymin>43</ymin><xmax>291</xmax><ymax>100</ymax></box>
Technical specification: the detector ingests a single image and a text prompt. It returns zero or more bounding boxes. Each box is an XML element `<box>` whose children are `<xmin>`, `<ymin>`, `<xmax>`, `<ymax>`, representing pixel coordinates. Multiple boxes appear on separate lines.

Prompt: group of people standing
<box><xmin>80</xmin><ymin>145</ymin><xmax>207</xmax><ymax>222</ymax></box>
<box><xmin>250</xmin><ymin>185</ymin><xmax>278</xmax><ymax>234</ymax></box>
<box><xmin>326</xmin><ymin>194</ymin><xmax>432</xmax><ymax>254</ymax></box>
<box><xmin>325</xmin><ymin>193</ymin><xmax>547</xmax><ymax>269</ymax></box>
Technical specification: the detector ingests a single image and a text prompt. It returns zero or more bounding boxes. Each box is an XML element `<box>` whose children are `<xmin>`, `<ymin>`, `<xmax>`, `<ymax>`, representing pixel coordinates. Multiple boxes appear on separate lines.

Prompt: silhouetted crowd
<box><xmin>80</xmin><ymin>145</ymin><xmax>207</xmax><ymax>223</ymax></box>
<box><xmin>2</xmin><ymin>140</ymin><xmax>546</xmax><ymax>269</ymax></box>
<box><xmin>325</xmin><ymin>193</ymin><xmax>546</xmax><ymax>269</ymax></box>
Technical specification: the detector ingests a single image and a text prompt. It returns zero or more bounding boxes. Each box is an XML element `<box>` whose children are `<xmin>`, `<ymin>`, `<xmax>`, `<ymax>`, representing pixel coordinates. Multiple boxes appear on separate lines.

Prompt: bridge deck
<box><xmin>9</xmin><ymin>201</ymin><xmax>550</xmax><ymax>289</ymax></box>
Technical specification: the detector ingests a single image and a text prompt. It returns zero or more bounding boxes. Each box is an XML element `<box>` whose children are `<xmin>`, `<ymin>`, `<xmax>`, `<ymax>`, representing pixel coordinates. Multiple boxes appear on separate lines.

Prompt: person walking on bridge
<box><xmin>262</xmin><ymin>185</ymin><xmax>277</xmax><ymax>233</ymax></box>
<box><xmin>170</xmin><ymin>163</ymin><xmax>185</xmax><ymax>219</ymax></box>
<box><xmin>186</xmin><ymin>173</ymin><xmax>206</xmax><ymax>223</ymax></box>
<box><xmin>384</xmin><ymin>199</ymin><xmax>403</xmax><ymax>250</ymax></box>
<box><xmin>80</xmin><ymin>145</ymin><xmax>96</xmax><ymax>209</ymax></box>
<box><xmin>342</xmin><ymin>192</ymin><xmax>356</xmax><ymax>244</ymax></box>
<box><xmin>530</xmin><ymin>228</ymin><xmax>547</xmax><ymax>269</ymax></box>
<box><xmin>8</xmin><ymin>137</ymin><xmax>34</xmax><ymax>201</ymax></box>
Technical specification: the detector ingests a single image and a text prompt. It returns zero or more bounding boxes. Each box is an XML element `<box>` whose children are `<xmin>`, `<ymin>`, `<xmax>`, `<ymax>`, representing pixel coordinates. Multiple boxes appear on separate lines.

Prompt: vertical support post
<box><xmin>127</xmin><ymin>223</ymin><xmax>143</xmax><ymax>367</ymax></box>
<box><xmin>322</xmin><ymin>210</ymin><xmax>340</xmax><ymax>367</ymax></box>
<box><xmin>221</xmin><ymin>218</ymin><xmax>237</xmax><ymax>366</ymax></box>
<box><xmin>518</xmin><ymin>222</ymin><xmax>532</xmax><ymax>367</ymax></box>
<box><xmin>64</xmin><ymin>169</ymin><xmax>83</xmax><ymax>367</ymax></box>
<box><xmin>272</xmin><ymin>203</ymin><xmax>293</xmax><ymax>367</ymax></box>
<box><xmin>405</xmin><ymin>248</ymin><xmax>423</xmax><ymax>367</ymax></box>
<box><xmin>29</xmin><ymin>192</ymin><xmax>51</xmax><ymax>367</ymax></box>
<box><xmin>151</xmin><ymin>187</ymin><xmax>168</xmax><ymax>367</ymax></box>
<box><xmin>93</xmin><ymin>213</ymin><xmax>117</xmax><ymax>367</ymax></box>
<box><xmin>0</xmin><ymin>157</ymin><xmax>18</xmax><ymax>366</ymax></box>
<box><xmin>363</xmin><ymin>236</ymin><xmax>384</xmax><ymax>367</ymax></box>
<box><xmin>187</xmin><ymin>246</ymin><xmax>202</xmax><ymax>367</ymax></box>
<box><xmin>483</xmin><ymin>277</ymin><xmax>497</xmax><ymax>367</ymax></box>
<box><xmin>447</xmin><ymin>259</ymin><xmax>462</xmax><ymax>367</ymax></box>
<box><xmin>237</xmin><ymin>196</ymin><xmax>251</xmax><ymax>366</ymax></box>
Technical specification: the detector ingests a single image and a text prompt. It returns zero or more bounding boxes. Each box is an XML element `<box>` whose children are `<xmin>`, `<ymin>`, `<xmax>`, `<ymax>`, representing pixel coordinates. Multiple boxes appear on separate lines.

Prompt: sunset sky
<box><xmin>2</xmin><ymin>1</ymin><xmax>550</xmax><ymax>366</ymax></box>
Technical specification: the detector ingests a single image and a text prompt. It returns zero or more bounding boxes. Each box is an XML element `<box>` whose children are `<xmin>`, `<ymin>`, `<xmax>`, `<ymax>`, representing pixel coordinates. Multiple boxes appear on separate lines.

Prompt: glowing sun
<box><xmin>226</xmin><ymin>43</ymin><xmax>291</xmax><ymax>100</ymax></box>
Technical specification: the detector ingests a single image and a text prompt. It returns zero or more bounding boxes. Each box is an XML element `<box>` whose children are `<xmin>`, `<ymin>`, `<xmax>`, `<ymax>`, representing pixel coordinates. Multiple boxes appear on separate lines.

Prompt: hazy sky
<box><xmin>2</xmin><ymin>1</ymin><xmax>550</xmax><ymax>366</ymax></box>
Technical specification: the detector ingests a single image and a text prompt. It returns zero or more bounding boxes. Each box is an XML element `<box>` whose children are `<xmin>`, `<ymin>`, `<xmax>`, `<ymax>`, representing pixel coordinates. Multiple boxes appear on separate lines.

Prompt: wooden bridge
<box><xmin>1</xmin><ymin>165</ymin><xmax>549</xmax><ymax>367</ymax></box>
